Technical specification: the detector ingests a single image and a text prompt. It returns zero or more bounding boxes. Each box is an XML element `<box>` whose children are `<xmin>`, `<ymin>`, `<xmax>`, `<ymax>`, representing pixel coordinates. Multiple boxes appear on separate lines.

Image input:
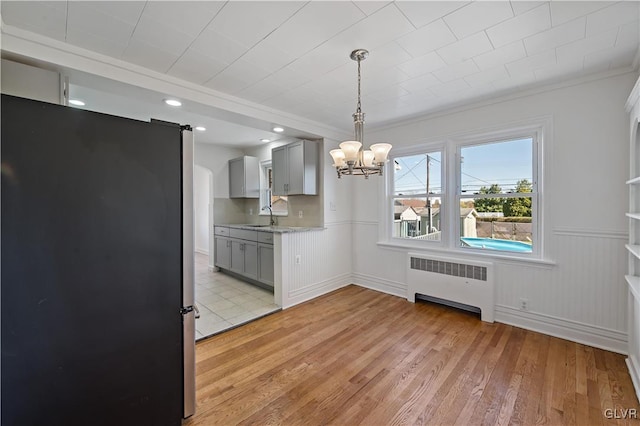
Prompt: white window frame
<box><xmin>390</xmin><ymin>145</ymin><xmax>446</xmax><ymax>245</ymax></box>
<box><xmin>259</xmin><ymin>160</ymin><xmax>288</xmax><ymax>216</ymax></box>
<box><xmin>380</xmin><ymin>118</ymin><xmax>548</xmax><ymax>261</ymax></box>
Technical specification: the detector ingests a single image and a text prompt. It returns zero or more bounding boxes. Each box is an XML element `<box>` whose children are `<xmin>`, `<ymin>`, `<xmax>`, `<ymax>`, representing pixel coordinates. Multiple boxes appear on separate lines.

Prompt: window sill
<box><xmin>376</xmin><ymin>240</ymin><xmax>556</xmax><ymax>268</ymax></box>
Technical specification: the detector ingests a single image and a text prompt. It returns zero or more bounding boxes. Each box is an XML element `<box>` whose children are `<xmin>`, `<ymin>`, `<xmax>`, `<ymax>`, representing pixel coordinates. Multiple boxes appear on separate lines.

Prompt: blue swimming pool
<box><xmin>461</xmin><ymin>237</ymin><xmax>532</xmax><ymax>253</ymax></box>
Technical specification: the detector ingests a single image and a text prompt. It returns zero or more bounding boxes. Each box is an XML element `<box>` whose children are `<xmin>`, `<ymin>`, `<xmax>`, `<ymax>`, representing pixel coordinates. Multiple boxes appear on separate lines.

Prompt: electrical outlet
<box><xmin>295</xmin><ymin>255</ymin><xmax>301</xmax><ymax>265</ymax></box>
<box><xmin>298</xmin><ymin>210</ymin><xmax>303</xmax><ymax>218</ymax></box>
<box><xmin>330</xmin><ymin>201</ymin><xmax>336</xmax><ymax>211</ymax></box>
<box><xmin>519</xmin><ymin>298</ymin><xmax>529</xmax><ymax>311</ymax></box>
<box><xmin>249</xmin><ymin>208</ymin><xmax>253</xmax><ymax>215</ymax></box>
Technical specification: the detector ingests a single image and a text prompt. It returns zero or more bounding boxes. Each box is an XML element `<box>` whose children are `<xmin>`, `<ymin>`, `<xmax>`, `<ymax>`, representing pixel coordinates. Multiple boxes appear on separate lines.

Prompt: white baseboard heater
<box><xmin>407</xmin><ymin>253</ymin><xmax>495</xmax><ymax>322</ymax></box>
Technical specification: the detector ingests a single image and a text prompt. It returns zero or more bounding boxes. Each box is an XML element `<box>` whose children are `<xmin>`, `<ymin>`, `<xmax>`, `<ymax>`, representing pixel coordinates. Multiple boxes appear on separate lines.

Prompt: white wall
<box><xmin>194</xmin><ymin>143</ymin><xmax>244</xmax><ymax>199</ymax></box>
<box><xmin>352</xmin><ymin>71</ymin><xmax>637</xmax><ymax>353</ymax></box>
<box><xmin>194</xmin><ymin>165</ymin><xmax>210</xmax><ymax>255</ymax></box>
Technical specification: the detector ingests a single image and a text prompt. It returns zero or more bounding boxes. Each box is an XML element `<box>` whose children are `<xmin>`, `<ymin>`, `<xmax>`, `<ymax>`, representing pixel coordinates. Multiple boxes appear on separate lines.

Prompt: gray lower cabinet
<box><xmin>230</xmin><ymin>239</ymin><xmax>257</xmax><ymax>280</ymax></box>
<box><xmin>214</xmin><ymin>236</ymin><xmax>231</xmax><ymax>269</ymax></box>
<box><xmin>215</xmin><ymin>226</ymin><xmax>272</xmax><ymax>287</ymax></box>
<box><xmin>257</xmin><ymin>244</ymin><xmax>274</xmax><ymax>287</ymax></box>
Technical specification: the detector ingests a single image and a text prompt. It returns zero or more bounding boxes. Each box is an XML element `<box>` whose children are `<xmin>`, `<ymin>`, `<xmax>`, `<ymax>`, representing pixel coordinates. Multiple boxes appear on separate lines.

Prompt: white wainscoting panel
<box><xmin>351</xmin><ymin>221</ymin><xmax>630</xmax><ymax>354</ymax></box>
<box><xmin>495</xmin><ymin>230</ymin><xmax>628</xmax><ymax>352</ymax></box>
<box><xmin>277</xmin><ymin>222</ymin><xmax>352</xmax><ymax>308</ymax></box>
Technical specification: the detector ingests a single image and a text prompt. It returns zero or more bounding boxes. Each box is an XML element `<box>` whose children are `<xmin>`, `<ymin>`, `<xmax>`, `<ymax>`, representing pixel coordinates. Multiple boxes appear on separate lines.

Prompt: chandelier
<box><xmin>329</xmin><ymin>49</ymin><xmax>392</xmax><ymax>179</ymax></box>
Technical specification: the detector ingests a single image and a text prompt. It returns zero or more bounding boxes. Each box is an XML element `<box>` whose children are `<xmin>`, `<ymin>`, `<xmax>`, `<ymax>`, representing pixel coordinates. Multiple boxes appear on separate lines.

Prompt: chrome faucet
<box><xmin>263</xmin><ymin>206</ymin><xmax>276</xmax><ymax>226</ymax></box>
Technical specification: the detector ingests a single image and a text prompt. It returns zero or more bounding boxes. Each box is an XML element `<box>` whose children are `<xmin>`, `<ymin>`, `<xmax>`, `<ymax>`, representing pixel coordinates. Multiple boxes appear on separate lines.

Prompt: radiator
<box><xmin>407</xmin><ymin>253</ymin><xmax>495</xmax><ymax>322</ymax></box>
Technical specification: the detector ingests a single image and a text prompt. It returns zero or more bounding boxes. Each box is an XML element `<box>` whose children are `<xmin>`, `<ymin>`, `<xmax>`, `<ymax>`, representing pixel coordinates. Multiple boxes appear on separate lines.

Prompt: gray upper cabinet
<box><xmin>229</xmin><ymin>156</ymin><xmax>259</xmax><ymax>198</ymax></box>
<box><xmin>272</xmin><ymin>140</ymin><xmax>318</xmax><ymax>196</ymax></box>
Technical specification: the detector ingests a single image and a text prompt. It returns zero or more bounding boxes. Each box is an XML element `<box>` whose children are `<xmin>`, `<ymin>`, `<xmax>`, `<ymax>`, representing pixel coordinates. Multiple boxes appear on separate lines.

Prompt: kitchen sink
<box><xmin>245</xmin><ymin>224</ymin><xmax>271</xmax><ymax>227</ymax></box>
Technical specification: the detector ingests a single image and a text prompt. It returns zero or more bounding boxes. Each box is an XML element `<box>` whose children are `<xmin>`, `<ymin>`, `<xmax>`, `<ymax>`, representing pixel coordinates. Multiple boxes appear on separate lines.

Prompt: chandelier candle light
<box><xmin>330</xmin><ymin>49</ymin><xmax>392</xmax><ymax>178</ymax></box>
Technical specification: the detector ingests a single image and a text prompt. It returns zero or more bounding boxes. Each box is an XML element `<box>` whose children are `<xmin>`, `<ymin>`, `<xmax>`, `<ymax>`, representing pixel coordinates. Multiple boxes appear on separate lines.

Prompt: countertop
<box><xmin>215</xmin><ymin>224</ymin><xmax>324</xmax><ymax>233</ymax></box>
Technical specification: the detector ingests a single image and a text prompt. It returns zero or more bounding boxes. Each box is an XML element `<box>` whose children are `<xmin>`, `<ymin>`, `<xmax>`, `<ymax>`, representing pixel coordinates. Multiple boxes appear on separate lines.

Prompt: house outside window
<box><xmin>387</xmin><ymin>121</ymin><xmax>543</xmax><ymax>258</ymax></box>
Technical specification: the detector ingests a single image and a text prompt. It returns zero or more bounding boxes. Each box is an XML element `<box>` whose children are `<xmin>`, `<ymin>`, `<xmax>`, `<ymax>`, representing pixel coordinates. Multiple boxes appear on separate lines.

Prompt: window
<box><xmin>387</xmin><ymin>123</ymin><xmax>542</xmax><ymax>257</ymax></box>
<box><xmin>458</xmin><ymin>137</ymin><xmax>535</xmax><ymax>254</ymax></box>
<box><xmin>260</xmin><ymin>161</ymin><xmax>288</xmax><ymax>215</ymax></box>
<box><xmin>392</xmin><ymin>151</ymin><xmax>442</xmax><ymax>241</ymax></box>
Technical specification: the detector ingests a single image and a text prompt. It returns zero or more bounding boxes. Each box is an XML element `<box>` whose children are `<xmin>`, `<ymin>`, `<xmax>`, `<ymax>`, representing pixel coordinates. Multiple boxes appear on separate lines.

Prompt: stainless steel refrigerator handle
<box><xmin>194</xmin><ymin>304</ymin><xmax>200</xmax><ymax>319</ymax></box>
<box><xmin>181</xmin><ymin>127</ymin><xmax>196</xmax><ymax>419</ymax></box>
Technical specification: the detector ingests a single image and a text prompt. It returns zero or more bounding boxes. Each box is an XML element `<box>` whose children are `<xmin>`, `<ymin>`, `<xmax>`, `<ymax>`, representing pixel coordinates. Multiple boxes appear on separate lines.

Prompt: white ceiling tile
<box><xmin>241</xmin><ymin>40</ymin><xmax>298</xmax><ymax>74</ymax></box>
<box><xmin>364</xmin><ymin>67</ymin><xmax>411</xmax><ymax>91</ymax></box>
<box><xmin>236</xmin><ymin>79</ymin><xmax>289</xmax><ymax>104</ymax></box>
<box><xmin>1</xmin><ymin>1</ymin><xmax>67</xmax><ymax>41</ymax></box>
<box><xmin>352</xmin><ymin>1</ymin><xmax>391</xmax><ymax>16</ymax></box>
<box><xmin>65</xmin><ymin>28</ymin><xmax>128</xmax><ymax>58</ymax></box>
<box><xmin>328</xmin><ymin>3</ymin><xmax>415</xmax><ymax>51</ymax></box>
<box><xmin>533</xmin><ymin>58</ymin><xmax>584</xmax><ymax>81</ymax></box>
<box><xmin>523</xmin><ymin>17</ymin><xmax>586</xmax><ymax>56</ymax></box>
<box><xmin>142</xmin><ymin>2</ymin><xmax>225</xmax><ymax>38</ymax></box>
<box><xmin>609</xmin><ymin>44</ymin><xmax>639</xmax><ymax>69</ymax></box>
<box><xmin>365</xmin><ymin>42</ymin><xmax>413</xmax><ymax>70</ymax></box>
<box><xmin>472</xmin><ymin>41</ymin><xmax>527</xmax><ymax>70</ymax></box>
<box><xmin>395</xmin><ymin>19</ymin><xmax>457</xmax><ymax>58</ymax></box>
<box><xmin>121</xmin><ymin>39</ymin><xmax>181</xmax><ymax>73</ymax></box>
<box><xmin>394</xmin><ymin>1</ymin><xmax>469</xmax><ymax>29</ymax></box>
<box><xmin>260</xmin><ymin>68</ymin><xmax>312</xmax><ymax>91</ymax></box>
<box><xmin>429</xmin><ymin>79</ymin><xmax>471</xmax><ymax>97</ymax></box>
<box><xmin>81</xmin><ymin>1</ymin><xmax>145</xmax><ymax>26</ymax></box>
<box><xmin>510</xmin><ymin>1</ymin><xmax>547</xmax><ymax>16</ymax></box>
<box><xmin>190</xmin><ymin>28</ymin><xmax>249</xmax><ymax>65</ymax></box>
<box><xmin>616</xmin><ymin>21</ymin><xmax>640</xmax><ymax>48</ymax></box>
<box><xmin>205</xmin><ymin>59</ymin><xmax>271</xmax><ymax>94</ymax></box>
<box><xmin>131</xmin><ymin>14</ymin><xmax>195</xmax><ymax>55</ymax></box>
<box><xmin>586</xmin><ymin>2</ymin><xmax>640</xmax><ymax>37</ymax></box>
<box><xmin>287</xmin><ymin>44</ymin><xmax>349</xmax><ymax>80</ymax></box>
<box><xmin>437</xmin><ymin>32</ymin><xmax>494</xmax><ymax>65</ymax></box>
<box><xmin>433</xmin><ymin>59</ymin><xmax>479</xmax><ymax>83</ymax></box>
<box><xmin>505</xmin><ymin>50</ymin><xmax>556</xmax><ymax>75</ymax></box>
<box><xmin>486</xmin><ymin>4</ymin><xmax>551</xmax><ymax>48</ymax></box>
<box><xmin>550</xmin><ymin>1</ymin><xmax>610</xmax><ymax>27</ymax></box>
<box><xmin>464</xmin><ymin>66</ymin><xmax>510</xmax><ymax>87</ymax></box>
<box><xmin>397</xmin><ymin>52</ymin><xmax>447</xmax><ymax>78</ymax></box>
<box><xmin>207</xmin><ymin>2</ymin><xmax>305</xmax><ymax>49</ymax></box>
<box><xmin>399</xmin><ymin>73</ymin><xmax>440</xmax><ymax>92</ymax></box>
<box><xmin>491</xmin><ymin>71</ymin><xmax>537</xmax><ymax>91</ymax></box>
<box><xmin>167</xmin><ymin>49</ymin><xmax>228</xmax><ymax>85</ymax></box>
<box><xmin>584</xmin><ymin>40</ymin><xmax>639</xmax><ymax>71</ymax></box>
<box><xmin>555</xmin><ymin>29</ymin><xmax>617</xmax><ymax>63</ymax></box>
<box><xmin>444</xmin><ymin>1</ymin><xmax>514</xmax><ymax>40</ymax></box>
<box><xmin>67</xmin><ymin>2</ymin><xmax>136</xmax><ymax>47</ymax></box>
<box><xmin>367</xmin><ymin>85</ymin><xmax>410</xmax><ymax>103</ymax></box>
<box><xmin>266</xmin><ymin>2</ymin><xmax>365</xmax><ymax>57</ymax></box>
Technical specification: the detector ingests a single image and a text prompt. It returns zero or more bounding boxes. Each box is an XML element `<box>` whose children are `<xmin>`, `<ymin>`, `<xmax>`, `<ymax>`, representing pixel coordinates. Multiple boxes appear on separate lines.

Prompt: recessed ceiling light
<box><xmin>195</xmin><ymin>126</ymin><xmax>206</xmax><ymax>131</ymax></box>
<box><xmin>260</xmin><ymin>138</ymin><xmax>271</xmax><ymax>142</ymax></box>
<box><xmin>164</xmin><ymin>99</ymin><xmax>182</xmax><ymax>107</ymax></box>
<box><xmin>69</xmin><ymin>99</ymin><xmax>85</xmax><ymax>106</ymax></box>
<box><xmin>272</xmin><ymin>126</ymin><xmax>284</xmax><ymax>133</ymax></box>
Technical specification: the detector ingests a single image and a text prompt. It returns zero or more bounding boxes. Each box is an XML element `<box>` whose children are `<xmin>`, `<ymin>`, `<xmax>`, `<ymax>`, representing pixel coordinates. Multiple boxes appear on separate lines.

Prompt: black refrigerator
<box><xmin>1</xmin><ymin>94</ymin><xmax>196</xmax><ymax>425</ymax></box>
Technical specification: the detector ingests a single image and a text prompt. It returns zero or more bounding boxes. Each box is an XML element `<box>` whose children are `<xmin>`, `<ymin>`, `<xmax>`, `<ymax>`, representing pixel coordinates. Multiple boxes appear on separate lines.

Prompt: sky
<box><xmin>394</xmin><ymin>138</ymin><xmax>532</xmax><ymax>196</ymax></box>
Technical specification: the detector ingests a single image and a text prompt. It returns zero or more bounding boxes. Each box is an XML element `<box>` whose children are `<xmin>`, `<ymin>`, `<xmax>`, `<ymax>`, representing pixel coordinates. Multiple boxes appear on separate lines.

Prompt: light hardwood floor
<box><xmin>186</xmin><ymin>285</ymin><xmax>640</xmax><ymax>425</ymax></box>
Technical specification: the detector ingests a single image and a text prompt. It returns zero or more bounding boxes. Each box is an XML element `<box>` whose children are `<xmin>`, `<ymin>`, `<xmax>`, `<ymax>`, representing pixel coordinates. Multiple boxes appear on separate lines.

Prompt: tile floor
<box><xmin>194</xmin><ymin>253</ymin><xmax>279</xmax><ymax>339</ymax></box>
